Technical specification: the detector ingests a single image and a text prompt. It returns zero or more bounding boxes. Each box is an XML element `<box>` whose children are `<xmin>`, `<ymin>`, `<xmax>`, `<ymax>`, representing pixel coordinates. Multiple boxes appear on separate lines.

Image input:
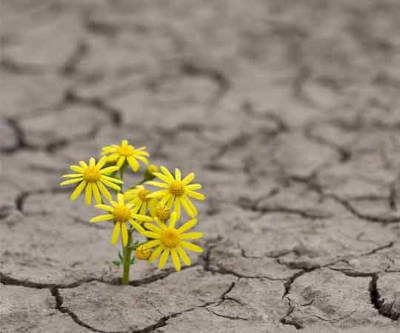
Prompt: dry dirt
<box><xmin>2</xmin><ymin>0</ymin><xmax>400</xmax><ymax>332</ymax></box>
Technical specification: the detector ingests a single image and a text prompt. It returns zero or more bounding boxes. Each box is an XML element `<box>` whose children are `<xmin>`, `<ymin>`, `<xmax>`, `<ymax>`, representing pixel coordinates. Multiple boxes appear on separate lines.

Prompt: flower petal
<box><xmin>177</xmin><ymin>246</ymin><xmax>191</xmax><ymax>266</ymax></box>
<box><xmin>160</xmin><ymin>166</ymin><xmax>174</xmax><ymax>182</ymax></box>
<box><xmin>180</xmin><ymin>232</ymin><xmax>203</xmax><ymax>240</ymax></box>
<box><xmin>180</xmin><ymin>241</ymin><xmax>203</xmax><ymax>253</ymax></box>
<box><xmin>127</xmin><ymin>156</ymin><xmax>140</xmax><ymax>172</ymax></box>
<box><xmin>177</xmin><ymin>219</ymin><xmax>197</xmax><ymax>234</ymax></box>
<box><xmin>92</xmin><ymin>184</ymin><xmax>102</xmax><ymax>204</ymax></box>
<box><xmin>121</xmin><ymin>222</ymin><xmax>128</xmax><ymax>247</ymax></box>
<box><xmin>97</xmin><ymin>181</ymin><xmax>112</xmax><ymax>201</ymax></box>
<box><xmin>95</xmin><ymin>204</ymin><xmax>113</xmax><ymax>212</ymax></box>
<box><xmin>180</xmin><ymin>195</ymin><xmax>197</xmax><ymax>217</ymax></box>
<box><xmin>182</xmin><ymin>172</ymin><xmax>195</xmax><ymax>185</ymax></box>
<box><xmin>111</xmin><ymin>222</ymin><xmax>121</xmax><ymax>245</ymax></box>
<box><xmin>149</xmin><ymin>245</ymin><xmax>163</xmax><ymax>262</ymax></box>
<box><xmin>90</xmin><ymin>214</ymin><xmax>113</xmax><ymax>223</ymax></box>
<box><xmin>146</xmin><ymin>181</ymin><xmax>169</xmax><ymax>189</ymax></box>
<box><xmin>101</xmin><ymin>166</ymin><xmax>120</xmax><ymax>175</ymax></box>
<box><xmin>175</xmin><ymin>168</ymin><xmax>181</xmax><ymax>181</ymax></box>
<box><xmin>70</xmin><ymin>181</ymin><xmax>87</xmax><ymax>201</ymax></box>
<box><xmin>143</xmin><ymin>239</ymin><xmax>161</xmax><ymax>249</ymax></box>
<box><xmin>171</xmin><ymin>248</ymin><xmax>181</xmax><ymax>271</ymax></box>
<box><xmin>85</xmin><ymin>183</ymin><xmax>93</xmax><ymax>206</ymax></box>
<box><xmin>158</xmin><ymin>249</ymin><xmax>170</xmax><ymax>269</ymax></box>
<box><xmin>186</xmin><ymin>191</ymin><xmax>206</xmax><ymax>201</ymax></box>
<box><xmin>60</xmin><ymin>178</ymin><xmax>83</xmax><ymax>186</ymax></box>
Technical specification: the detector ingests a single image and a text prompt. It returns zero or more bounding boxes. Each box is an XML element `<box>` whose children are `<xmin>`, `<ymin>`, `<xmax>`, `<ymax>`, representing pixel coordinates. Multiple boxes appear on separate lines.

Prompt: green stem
<box><xmin>122</xmin><ymin>230</ymin><xmax>132</xmax><ymax>285</ymax></box>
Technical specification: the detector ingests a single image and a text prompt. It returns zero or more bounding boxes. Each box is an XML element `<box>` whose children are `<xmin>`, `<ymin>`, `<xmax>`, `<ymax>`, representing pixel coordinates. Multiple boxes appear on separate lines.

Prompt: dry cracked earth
<box><xmin>2</xmin><ymin>0</ymin><xmax>400</xmax><ymax>332</ymax></box>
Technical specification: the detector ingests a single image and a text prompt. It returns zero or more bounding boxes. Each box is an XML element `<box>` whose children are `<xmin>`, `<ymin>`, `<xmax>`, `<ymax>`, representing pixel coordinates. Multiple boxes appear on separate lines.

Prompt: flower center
<box><xmin>82</xmin><ymin>166</ymin><xmax>101</xmax><ymax>182</ymax></box>
<box><xmin>138</xmin><ymin>188</ymin><xmax>151</xmax><ymax>202</ymax></box>
<box><xmin>117</xmin><ymin>145</ymin><xmax>135</xmax><ymax>157</ymax></box>
<box><xmin>113</xmin><ymin>205</ymin><xmax>131</xmax><ymax>222</ymax></box>
<box><xmin>169</xmin><ymin>181</ymin><xmax>184</xmax><ymax>196</ymax></box>
<box><xmin>160</xmin><ymin>228</ymin><xmax>180</xmax><ymax>248</ymax></box>
<box><xmin>155</xmin><ymin>203</ymin><xmax>170</xmax><ymax>221</ymax></box>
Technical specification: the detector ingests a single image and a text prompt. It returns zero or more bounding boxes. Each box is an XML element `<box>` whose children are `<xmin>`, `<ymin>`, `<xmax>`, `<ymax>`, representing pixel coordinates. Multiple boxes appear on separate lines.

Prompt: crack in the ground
<box><xmin>63</xmin><ymin>90</ymin><xmax>122</xmax><ymax>126</ymax></box>
<box><xmin>180</xmin><ymin>61</ymin><xmax>230</xmax><ymax>105</ymax></box>
<box><xmin>304</xmin><ymin>121</ymin><xmax>352</xmax><ymax>163</ymax></box>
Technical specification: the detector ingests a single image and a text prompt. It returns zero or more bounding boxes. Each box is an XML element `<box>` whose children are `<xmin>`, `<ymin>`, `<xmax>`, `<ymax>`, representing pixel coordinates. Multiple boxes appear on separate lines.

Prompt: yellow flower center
<box><xmin>136</xmin><ymin>245</ymin><xmax>151</xmax><ymax>260</ymax></box>
<box><xmin>113</xmin><ymin>205</ymin><xmax>131</xmax><ymax>222</ymax></box>
<box><xmin>155</xmin><ymin>203</ymin><xmax>170</xmax><ymax>221</ymax></box>
<box><xmin>82</xmin><ymin>166</ymin><xmax>101</xmax><ymax>182</ymax></box>
<box><xmin>169</xmin><ymin>181</ymin><xmax>184</xmax><ymax>196</ymax></box>
<box><xmin>160</xmin><ymin>228</ymin><xmax>180</xmax><ymax>248</ymax></box>
<box><xmin>117</xmin><ymin>145</ymin><xmax>135</xmax><ymax>157</ymax></box>
<box><xmin>138</xmin><ymin>188</ymin><xmax>151</xmax><ymax>202</ymax></box>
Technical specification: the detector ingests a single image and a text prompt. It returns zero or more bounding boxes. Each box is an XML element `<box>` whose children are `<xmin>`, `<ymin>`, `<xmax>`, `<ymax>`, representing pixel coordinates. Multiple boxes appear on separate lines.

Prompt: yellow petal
<box><xmin>144</xmin><ymin>223</ymin><xmax>161</xmax><ymax>233</ymax></box>
<box><xmin>149</xmin><ymin>245</ymin><xmax>163</xmax><ymax>262</ymax></box>
<box><xmin>177</xmin><ymin>246</ymin><xmax>191</xmax><ymax>266</ymax></box>
<box><xmin>101</xmin><ymin>175</ymin><xmax>123</xmax><ymax>184</ymax></box>
<box><xmin>97</xmin><ymin>181</ymin><xmax>112</xmax><ymax>201</ymax></box>
<box><xmin>143</xmin><ymin>239</ymin><xmax>161</xmax><ymax>249</ymax></box>
<box><xmin>70</xmin><ymin>181</ymin><xmax>87</xmax><ymax>201</ymax></box>
<box><xmin>121</xmin><ymin>222</ymin><xmax>128</xmax><ymax>247</ymax></box>
<box><xmin>129</xmin><ymin>220</ymin><xmax>145</xmax><ymax>233</ymax></box>
<box><xmin>158</xmin><ymin>249</ymin><xmax>170</xmax><ymax>269</ymax></box>
<box><xmin>173</xmin><ymin>198</ymin><xmax>181</xmax><ymax>222</ymax></box>
<box><xmin>185</xmin><ymin>184</ymin><xmax>202</xmax><ymax>190</ymax></box>
<box><xmin>142</xmin><ymin>231</ymin><xmax>161</xmax><ymax>239</ymax></box>
<box><xmin>127</xmin><ymin>156</ymin><xmax>140</xmax><ymax>172</ymax></box>
<box><xmin>117</xmin><ymin>156</ymin><xmax>125</xmax><ymax>168</ymax></box>
<box><xmin>60</xmin><ymin>178</ymin><xmax>83</xmax><ymax>186</ymax></box>
<box><xmin>89</xmin><ymin>157</ymin><xmax>95</xmax><ymax>167</ymax></box>
<box><xmin>117</xmin><ymin>193</ymin><xmax>124</xmax><ymax>205</ymax></box>
<box><xmin>175</xmin><ymin>168</ymin><xmax>181</xmax><ymax>181</ymax></box>
<box><xmin>153</xmin><ymin>172</ymin><xmax>170</xmax><ymax>184</ymax></box>
<box><xmin>70</xmin><ymin>165</ymin><xmax>83</xmax><ymax>173</ymax></box>
<box><xmin>95</xmin><ymin>204</ymin><xmax>113</xmax><ymax>212</ymax></box>
<box><xmin>177</xmin><ymin>219</ymin><xmax>197</xmax><ymax>234</ymax></box>
<box><xmin>61</xmin><ymin>174</ymin><xmax>83</xmax><ymax>178</ymax></box>
<box><xmin>180</xmin><ymin>195</ymin><xmax>197</xmax><ymax>217</ymax></box>
<box><xmin>180</xmin><ymin>232</ymin><xmax>203</xmax><ymax>240</ymax></box>
<box><xmin>101</xmin><ymin>166</ymin><xmax>119</xmax><ymax>175</ymax></box>
<box><xmin>85</xmin><ymin>183</ymin><xmax>93</xmax><ymax>206</ymax></box>
<box><xmin>146</xmin><ymin>181</ymin><xmax>169</xmax><ymax>189</ymax></box>
<box><xmin>111</xmin><ymin>222</ymin><xmax>121</xmax><ymax>245</ymax></box>
<box><xmin>171</xmin><ymin>248</ymin><xmax>181</xmax><ymax>271</ymax></box>
<box><xmin>181</xmin><ymin>241</ymin><xmax>203</xmax><ymax>253</ymax></box>
<box><xmin>182</xmin><ymin>172</ymin><xmax>195</xmax><ymax>185</ymax></box>
<box><xmin>169</xmin><ymin>212</ymin><xmax>178</xmax><ymax>229</ymax></box>
<box><xmin>101</xmin><ymin>178</ymin><xmax>121</xmax><ymax>191</ymax></box>
<box><xmin>96</xmin><ymin>156</ymin><xmax>108</xmax><ymax>169</ymax></box>
<box><xmin>186</xmin><ymin>191</ymin><xmax>206</xmax><ymax>201</ymax></box>
<box><xmin>90</xmin><ymin>214</ymin><xmax>113</xmax><ymax>223</ymax></box>
<box><xmin>92</xmin><ymin>184</ymin><xmax>102</xmax><ymax>204</ymax></box>
<box><xmin>148</xmin><ymin>190</ymin><xmax>169</xmax><ymax>199</ymax></box>
<box><xmin>160</xmin><ymin>166</ymin><xmax>174</xmax><ymax>182</ymax></box>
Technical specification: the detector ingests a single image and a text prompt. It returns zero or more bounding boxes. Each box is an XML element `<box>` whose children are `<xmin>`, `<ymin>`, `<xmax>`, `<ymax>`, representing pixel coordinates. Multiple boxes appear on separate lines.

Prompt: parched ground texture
<box><xmin>2</xmin><ymin>0</ymin><xmax>400</xmax><ymax>332</ymax></box>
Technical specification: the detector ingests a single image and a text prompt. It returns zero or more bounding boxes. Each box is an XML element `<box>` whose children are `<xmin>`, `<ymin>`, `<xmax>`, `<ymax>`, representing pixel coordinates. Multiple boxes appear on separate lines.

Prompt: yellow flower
<box><xmin>102</xmin><ymin>139</ymin><xmax>149</xmax><ymax>172</ymax></box>
<box><xmin>90</xmin><ymin>193</ymin><xmax>152</xmax><ymax>246</ymax></box>
<box><xmin>60</xmin><ymin>157</ymin><xmax>122</xmax><ymax>206</ymax></box>
<box><xmin>134</xmin><ymin>212</ymin><xmax>203</xmax><ymax>271</ymax></box>
<box><xmin>147</xmin><ymin>166</ymin><xmax>205</xmax><ymax>220</ymax></box>
<box><xmin>124</xmin><ymin>185</ymin><xmax>154</xmax><ymax>215</ymax></box>
<box><xmin>148</xmin><ymin>199</ymin><xmax>171</xmax><ymax>222</ymax></box>
<box><xmin>136</xmin><ymin>245</ymin><xmax>152</xmax><ymax>260</ymax></box>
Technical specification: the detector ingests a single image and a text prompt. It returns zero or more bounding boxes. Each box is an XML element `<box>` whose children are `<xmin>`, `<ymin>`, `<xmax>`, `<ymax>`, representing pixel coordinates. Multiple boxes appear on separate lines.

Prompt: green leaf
<box><xmin>130</xmin><ymin>257</ymin><xmax>136</xmax><ymax>265</ymax></box>
<box><xmin>112</xmin><ymin>260</ymin><xmax>121</xmax><ymax>267</ymax></box>
<box><xmin>118</xmin><ymin>251</ymin><xmax>124</xmax><ymax>262</ymax></box>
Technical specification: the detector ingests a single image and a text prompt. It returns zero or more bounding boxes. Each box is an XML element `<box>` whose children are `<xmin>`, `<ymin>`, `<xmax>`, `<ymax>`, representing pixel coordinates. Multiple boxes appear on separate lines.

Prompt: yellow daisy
<box><xmin>102</xmin><ymin>139</ymin><xmax>149</xmax><ymax>172</ymax></box>
<box><xmin>90</xmin><ymin>193</ymin><xmax>152</xmax><ymax>246</ymax></box>
<box><xmin>147</xmin><ymin>166</ymin><xmax>205</xmax><ymax>220</ymax></box>
<box><xmin>124</xmin><ymin>185</ymin><xmax>154</xmax><ymax>215</ymax></box>
<box><xmin>134</xmin><ymin>212</ymin><xmax>203</xmax><ymax>271</ymax></box>
<box><xmin>148</xmin><ymin>199</ymin><xmax>171</xmax><ymax>222</ymax></box>
<box><xmin>60</xmin><ymin>157</ymin><xmax>122</xmax><ymax>206</ymax></box>
<box><xmin>136</xmin><ymin>245</ymin><xmax>152</xmax><ymax>260</ymax></box>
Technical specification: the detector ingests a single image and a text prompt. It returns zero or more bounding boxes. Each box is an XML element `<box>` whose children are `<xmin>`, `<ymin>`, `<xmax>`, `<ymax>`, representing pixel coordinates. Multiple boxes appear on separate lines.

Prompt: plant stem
<box><xmin>121</xmin><ymin>230</ymin><xmax>132</xmax><ymax>285</ymax></box>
